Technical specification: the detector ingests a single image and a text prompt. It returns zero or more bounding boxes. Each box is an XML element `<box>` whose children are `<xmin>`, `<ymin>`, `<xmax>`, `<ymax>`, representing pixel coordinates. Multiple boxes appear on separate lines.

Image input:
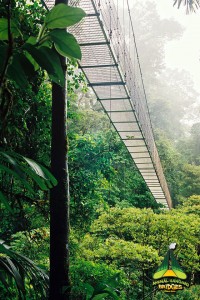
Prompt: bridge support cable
<box><xmin>43</xmin><ymin>0</ymin><xmax>172</xmax><ymax>208</ymax></box>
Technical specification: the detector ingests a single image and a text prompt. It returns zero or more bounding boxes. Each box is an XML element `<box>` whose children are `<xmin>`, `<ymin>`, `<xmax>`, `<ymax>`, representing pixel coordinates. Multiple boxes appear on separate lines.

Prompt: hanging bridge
<box><xmin>43</xmin><ymin>0</ymin><xmax>172</xmax><ymax>209</ymax></box>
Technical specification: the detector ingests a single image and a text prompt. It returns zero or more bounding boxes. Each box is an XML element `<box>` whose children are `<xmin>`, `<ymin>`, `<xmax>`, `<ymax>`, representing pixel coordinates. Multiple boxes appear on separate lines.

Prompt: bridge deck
<box><xmin>43</xmin><ymin>0</ymin><xmax>172</xmax><ymax>208</ymax></box>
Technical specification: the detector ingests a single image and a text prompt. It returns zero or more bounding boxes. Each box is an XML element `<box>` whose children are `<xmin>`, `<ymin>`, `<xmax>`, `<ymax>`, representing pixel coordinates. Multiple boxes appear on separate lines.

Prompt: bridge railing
<box><xmin>93</xmin><ymin>0</ymin><xmax>172</xmax><ymax>207</ymax></box>
<box><xmin>42</xmin><ymin>0</ymin><xmax>172</xmax><ymax>208</ymax></box>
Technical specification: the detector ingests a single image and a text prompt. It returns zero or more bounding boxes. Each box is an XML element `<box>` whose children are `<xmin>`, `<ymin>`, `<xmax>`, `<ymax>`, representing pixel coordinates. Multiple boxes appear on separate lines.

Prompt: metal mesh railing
<box><xmin>43</xmin><ymin>0</ymin><xmax>172</xmax><ymax>208</ymax></box>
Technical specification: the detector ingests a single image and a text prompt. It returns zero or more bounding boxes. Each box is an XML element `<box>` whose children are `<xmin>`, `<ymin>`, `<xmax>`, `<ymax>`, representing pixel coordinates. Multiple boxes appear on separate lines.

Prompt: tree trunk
<box><xmin>49</xmin><ymin>0</ymin><xmax>70</xmax><ymax>299</ymax></box>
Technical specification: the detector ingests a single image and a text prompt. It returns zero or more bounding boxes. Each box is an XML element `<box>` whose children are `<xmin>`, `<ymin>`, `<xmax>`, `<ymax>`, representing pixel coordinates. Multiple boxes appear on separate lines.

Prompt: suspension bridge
<box><xmin>43</xmin><ymin>0</ymin><xmax>172</xmax><ymax>209</ymax></box>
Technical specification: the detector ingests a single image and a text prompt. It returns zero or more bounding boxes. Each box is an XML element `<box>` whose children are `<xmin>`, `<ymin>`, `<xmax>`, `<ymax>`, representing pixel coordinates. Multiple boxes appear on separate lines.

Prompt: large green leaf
<box><xmin>24</xmin><ymin>44</ymin><xmax>64</xmax><ymax>85</ymax></box>
<box><xmin>17</xmin><ymin>53</ymin><xmax>36</xmax><ymax>79</ymax></box>
<box><xmin>0</xmin><ymin>149</ymin><xmax>57</xmax><ymax>197</ymax></box>
<box><xmin>0</xmin><ymin>163</ymin><xmax>34</xmax><ymax>193</ymax></box>
<box><xmin>85</xmin><ymin>283</ymin><xmax>95</xmax><ymax>300</ymax></box>
<box><xmin>39</xmin><ymin>47</ymin><xmax>65</xmax><ymax>86</ymax></box>
<box><xmin>3</xmin><ymin>257</ymin><xmax>25</xmax><ymax>292</ymax></box>
<box><xmin>101</xmin><ymin>288</ymin><xmax>120</xmax><ymax>300</ymax></box>
<box><xmin>49</xmin><ymin>29</ymin><xmax>81</xmax><ymax>59</ymax></box>
<box><xmin>0</xmin><ymin>18</ymin><xmax>21</xmax><ymax>40</ymax></box>
<box><xmin>45</xmin><ymin>4</ymin><xmax>86</xmax><ymax>29</ymax></box>
<box><xmin>0</xmin><ymin>241</ymin><xmax>48</xmax><ymax>298</ymax></box>
<box><xmin>24</xmin><ymin>44</ymin><xmax>55</xmax><ymax>74</ymax></box>
<box><xmin>19</xmin><ymin>164</ymin><xmax>49</xmax><ymax>191</ymax></box>
<box><xmin>7</xmin><ymin>150</ymin><xmax>57</xmax><ymax>187</ymax></box>
<box><xmin>39</xmin><ymin>163</ymin><xmax>58</xmax><ymax>187</ymax></box>
<box><xmin>23</xmin><ymin>157</ymin><xmax>46</xmax><ymax>179</ymax></box>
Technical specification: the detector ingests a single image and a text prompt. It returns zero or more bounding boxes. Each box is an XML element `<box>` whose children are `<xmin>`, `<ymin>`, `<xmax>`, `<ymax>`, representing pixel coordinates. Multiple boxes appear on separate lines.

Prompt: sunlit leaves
<box><xmin>49</xmin><ymin>29</ymin><xmax>82</xmax><ymax>59</ymax></box>
<box><xmin>80</xmin><ymin>207</ymin><xmax>200</xmax><ymax>275</ymax></box>
<box><xmin>0</xmin><ymin>4</ymin><xmax>85</xmax><ymax>88</ymax></box>
<box><xmin>45</xmin><ymin>4</ymin><xmax>86</xmax><ymax>29</ymax></box>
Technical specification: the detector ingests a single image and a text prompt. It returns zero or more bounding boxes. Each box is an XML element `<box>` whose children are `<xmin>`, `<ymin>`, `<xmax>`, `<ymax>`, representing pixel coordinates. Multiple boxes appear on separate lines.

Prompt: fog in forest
<box><xmin>115</xmin><ymin>0</ymin><xmax>200</xmax><ymax>142</ymax></box>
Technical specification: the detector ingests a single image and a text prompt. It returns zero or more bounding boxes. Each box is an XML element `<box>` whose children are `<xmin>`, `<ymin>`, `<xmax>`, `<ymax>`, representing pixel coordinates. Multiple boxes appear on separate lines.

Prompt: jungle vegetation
<box><xmin>0</xmin><ymin>0</ymin><xmax>199</xmax><ymax>299</ymax></box>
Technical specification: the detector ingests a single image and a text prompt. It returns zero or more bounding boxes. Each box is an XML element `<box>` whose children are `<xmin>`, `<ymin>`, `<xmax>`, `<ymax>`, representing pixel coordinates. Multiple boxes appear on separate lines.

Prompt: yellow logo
<box><xmin>153</xmin><ymin>243</ymin><xmax>188</xmax><ymax>293</ymax></box>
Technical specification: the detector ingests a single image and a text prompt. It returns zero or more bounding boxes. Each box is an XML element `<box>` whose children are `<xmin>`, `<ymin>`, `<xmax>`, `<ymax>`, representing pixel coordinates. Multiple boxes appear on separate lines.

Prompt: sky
<box><xmin>114</xmin><ymin>0</ymin><xmax>200</xmax><ymax>95</ymax></box>
<box><xmin>156</xmin><ymin>0</ymin><xmax>200</xmax><ymax>94</ymax></box>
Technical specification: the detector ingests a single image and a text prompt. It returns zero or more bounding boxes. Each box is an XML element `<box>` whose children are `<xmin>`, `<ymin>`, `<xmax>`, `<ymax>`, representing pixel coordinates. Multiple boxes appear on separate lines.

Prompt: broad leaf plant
<box><xmin>0</xmin><ymin>1</ymin><xmax>86</xmax><ymax>297</ymax></box>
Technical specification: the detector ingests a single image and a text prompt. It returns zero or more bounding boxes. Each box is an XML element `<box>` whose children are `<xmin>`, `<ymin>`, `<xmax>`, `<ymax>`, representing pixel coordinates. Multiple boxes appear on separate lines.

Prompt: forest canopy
<box><xmin>0</xmin><ymin>0</ymin><xmax>199</xmax><ymax>299</ymax></box>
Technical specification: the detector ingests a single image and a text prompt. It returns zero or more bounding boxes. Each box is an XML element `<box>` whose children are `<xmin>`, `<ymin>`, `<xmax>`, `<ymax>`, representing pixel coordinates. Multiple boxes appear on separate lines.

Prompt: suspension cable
<box><xmin>108</xmin><ymin>0</ymin><xmax>112</xmax><ymax>204</ymax></box>
<box><xmin>126</xmin><ymin>0</ymin><xmax>152</xmax><ymax>124</ymax></box>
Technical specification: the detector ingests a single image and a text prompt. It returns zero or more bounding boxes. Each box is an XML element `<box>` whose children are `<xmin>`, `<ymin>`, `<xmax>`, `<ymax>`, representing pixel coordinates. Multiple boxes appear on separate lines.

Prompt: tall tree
<box><xmin>0</xmin><ymin>0</ymin><xmax>85</xmax><ymax>298</ymax></box>
<box><xmin>49</xmin><ymin>0</ymin><xmax>70</xmax><ymax>299</ymax></box>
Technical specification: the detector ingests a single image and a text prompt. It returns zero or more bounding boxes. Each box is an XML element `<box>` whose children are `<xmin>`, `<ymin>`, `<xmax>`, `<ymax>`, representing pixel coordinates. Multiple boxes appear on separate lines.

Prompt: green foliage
<box><xmin>84</xmin><ymin>282</ymin><xmax>120</xmax><ymax>300</ymax></box>
<box><xmin>0</xmin><ymin>18</ymin><xmax>21</xmax><ymax>40</ymax></box>
<box><xmin>10</xmin><ymin>228</ymin><xmax>50</xmax><ymax>268</ymax></box>
<box><xmin>70</xmin><ymin>259</ymin><xmax>127</xmax><ymax>300</ymax></box>
<box><xmin>0</xmin><ymin>2</ymin><xmax>86</xmax><ymax>92</ymax></box>
<box><xmin>77</xmin><ymin>206</ymin><xmax>200</xmax><ymax>298</ymax></box>
<box><xmin>0</xmin><ymin>148</ymin><xmax>57</xmax><ymax>212</ymax></box>
<box><xmin>0</xmin><ymin>240</ymin><xmax>48</xmax><ymax>299</ymax></box>
<box><xmin>45</xmin><ymin>4</ymin><xmax>85</xmax><ymax>29</ymax></box>
<box><xmin>177</xmin><ymin>122</ymin><xmax>200</xmax><ymax>166</ymax></box>
<box><xmin>69</xmin><ymin>126</ymin><xmax>159</xmax><ymax>229</ymax></box>
<box><xmin>177</xmin><ymin>195</ymin><xmax>200</xmax><ymax>216</ymax></box>
<box><xmin>181</xmin><ymin>164</ymin><xmax>200</xmax><ymax>197</ymax></box>
<box><xmin>0</xmin><ymin>1</ymin><xmax>199</xmax><ymax>299</ymax></box>
<box><xmin>0</xmin><ymin>1</ymin><xmax>86</xmax><ymax>298</ymax></box>
<box><xmin>49</xmin><ymin>30</ymin><xmax>82</xmax><ymax>59</ymax></box>
<box><xmin>154</xmin><ymin>285</ymin><xmax>200</xmax><ymax>300</ymax></box>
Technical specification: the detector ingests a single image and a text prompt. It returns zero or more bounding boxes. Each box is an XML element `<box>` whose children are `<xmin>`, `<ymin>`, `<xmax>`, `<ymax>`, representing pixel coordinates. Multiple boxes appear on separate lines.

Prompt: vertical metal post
<box><xmin>49</xmin><ymin>0</ymin><xmax>70</xmax><ymax>299</ymax></box>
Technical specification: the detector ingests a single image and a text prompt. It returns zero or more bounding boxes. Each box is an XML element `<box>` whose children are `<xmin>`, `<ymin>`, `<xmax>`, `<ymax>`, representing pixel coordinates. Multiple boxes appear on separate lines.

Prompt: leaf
<box><xmin>39</xmin><ymin>164</ymin><xmax>58</xmax><ymax>187</ymax></box>
<box><xmin>0</xmin><ymin>243</ymin><xmax>49</xmax><ymax>298</ymax></box>
<box><xmin>24</xmin><ymin>44</ymin><xmax>55</xmax><ymax>73</ymax></box>
<box><xmin>40</xmin><ymin>47</ymin><xmax>64</xmax><ymax>86</ymax></box>
<box><xmin>26</xmin><ymin>36</ymin><xmax>37</xmax><ymax>45</ymax></box>
<box><xmin>0</xmin><ymin>149</ymin><xmax>57</xmax><ymax>197</ymax></box>
<box><xmin>0</xmin><ymin>152</ymin><xmax>22</xmax><ymax>175</ymax></box>
<box><xmin>84</xmin><ymin>283</ymin><xmax>95</xmax><ymax>300</ymax></box>
<box><xmin>0</xmin><ymin>271</ymin><xmax>10</xmax><ymax>291</ymax></box>
<box><xmin>24</xmin><ymin>44</ymin><xmax>64</xmax><ymax>85</ymax></box>
<box><xmin>23</xmin><ymin>158</ymin><xmax>46</xmax><ymax>179</ymax></box>
<box><xmin>20</xmin><ymin>165</ymin><xmax>49</xmax><ymax>191</ymax></box>
<box><xmin>4</xmin><ymin>257</ymin><xmax>25</xmax><ymax>292</ymax></box>
<box><xmin>8</xmin><ymin>150</ymin><xmax>57</xmax><ymax>188</ymax></box>
<box><xmin>0</xmin><ymin>163</ymin><xmax>34</xmax><ymax>193</ymax></box>
<box><xmin>24</xmin><ymin>51</ymin><xmax>39</xmax><ymax>71</ymax></box>
<box><xmin>45</xmin><ymin>4</ymin><xmax>86</xmax><ymax>29</ymax></box>
<box><xmin>0</xmin><ymin>18</ymin><xmax>21</xmax><ymax>40</ymax></box>
<box><xmin>102</xmin><ymin>288</ymin><xmax>120</xmax><ymax>300</ymax></box>
<box><xmin>49</xmin><ymin>29</ymin><xmax>81</xmax><ymax>59</ymax></box>
<box><xmin>7</xmin><ymin>53</ymin><xmax>29</xmax><ymax>88</ymax></box>
<box><xmin>17</xmin><ymin>53</ymin><xmax>36</xmax><ymax>79</ymax></box>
